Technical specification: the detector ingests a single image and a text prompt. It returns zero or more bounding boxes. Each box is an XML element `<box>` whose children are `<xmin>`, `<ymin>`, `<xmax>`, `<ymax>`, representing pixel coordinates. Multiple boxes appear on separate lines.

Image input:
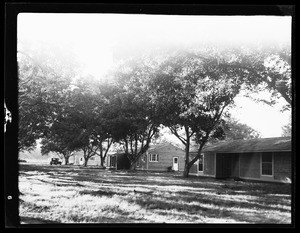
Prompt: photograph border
<box><xmin>4</xmin><ymin>2</ymin><xmax>296</xmax><ymax>228</ymax></box>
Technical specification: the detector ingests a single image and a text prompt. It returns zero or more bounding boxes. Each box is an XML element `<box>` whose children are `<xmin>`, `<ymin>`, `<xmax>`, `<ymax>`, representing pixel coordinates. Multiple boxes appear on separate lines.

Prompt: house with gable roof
<box><xmin>189</xmin><ymin>137</ymin><xmax>292</xmax><ymax>183</ymax></box>
<box><xmin>135</xmin><ymin>141</ymin><xmax>186</xmax><ymax>172</ymax></box>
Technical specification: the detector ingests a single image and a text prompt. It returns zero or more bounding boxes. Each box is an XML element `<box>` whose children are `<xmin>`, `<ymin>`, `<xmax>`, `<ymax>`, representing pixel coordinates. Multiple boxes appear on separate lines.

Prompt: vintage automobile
<box><xmin>50</xmin><ymin>158</ymin><xmax>62</xmax><ymax>165</ymax></box>
<box><xmin>18</xmin><ymin>159</ymin><xmax>27</xmax><ymax>163</ymax></box>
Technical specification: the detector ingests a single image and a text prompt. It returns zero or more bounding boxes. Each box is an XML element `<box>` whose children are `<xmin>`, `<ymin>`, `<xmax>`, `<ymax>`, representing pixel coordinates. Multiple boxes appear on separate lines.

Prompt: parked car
<box><xmin>18</xmin><ymin>159</ymin><xmax>27</xmax><ymax>163</ymax></box>
<box><xmin>50</xmin><ymin>158</ymin><xmax>62</xmax><ymax>165</ymax></box>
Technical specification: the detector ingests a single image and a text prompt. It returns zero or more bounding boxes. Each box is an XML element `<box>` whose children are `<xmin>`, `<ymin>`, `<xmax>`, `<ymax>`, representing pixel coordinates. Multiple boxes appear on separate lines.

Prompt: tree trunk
<box><xmin>100</xmin><ymin>156</ymin><xmax>105</xmax><ymax>167</ymax></box>
<box><xmin>183</xmin><ymin>163</ymin><xmax>191</xmax><ymax>178</ymax></box>
<box><xmin>129</xmin><ymin>163</ymin><xmax>135</xmax><ymax>171</ymax></box>
<box><xmin>99</xmin><ymin>144</ymin><xmax>104</xmax><ymax>168</ymax></box>
<box><xmin>183</xmin><ymin>149</ymin><xmax>191</xmax><ymax>178</ymax></box>
<box><xmin>183</xmin><ymin>126</ymin><xmax>190</xmax><ymax>178</ymax></box>
<box><xmin>64</xmin><ymin>156</ymin><xmax>69</xmax><ymax>165</ymax></box>
<box><xmin>101</xmin><ymin>138</ymin><xmax>112</xmax><ymax>168</ymax></box>
<box><xmin>129</xmin><ymin>160</ymin><xmax>137</xmax><ymax>170</ymax></box>
<box><xmin>84</xmin><ymin>158</ymin><xmax>88</xmax><ymax>167</ymax></box>
<box><xmin>128</xmin><ymin>139</ymin><xmax>151</xmax><ymax>171</ymax></box>
<box><xmin>124</xmin><ymin>140</ymin><xmax>129</xmax><ymax>154</ymax></box>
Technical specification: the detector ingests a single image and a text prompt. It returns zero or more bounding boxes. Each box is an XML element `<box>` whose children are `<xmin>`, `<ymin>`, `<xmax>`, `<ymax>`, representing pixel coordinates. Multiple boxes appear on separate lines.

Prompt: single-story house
<box><xmin>73</xmin><ymin>151</ymin><xmax>101</xmax><ymax>166</ymax></box>
<box><xmin>105</xmin><ymin>153</ymin><xmax>131</xmax><ymax>170</ymax></box>
<box><xmin>135</xmin><ymin>142</ymin><xmax>185</xmax><ymax>171</ymax></box>
<box><xmin>189</xmin><ymin>137</ymin><xmax>292</xmax><ymax>183</ymax></box>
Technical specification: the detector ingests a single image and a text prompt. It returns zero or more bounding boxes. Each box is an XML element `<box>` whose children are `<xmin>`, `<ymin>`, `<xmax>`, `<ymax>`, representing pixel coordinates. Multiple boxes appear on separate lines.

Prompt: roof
<box><xmin>200</xmin><ymin>137</ymin><xmax>291</xmax><ymax>153</ymax></box>
<box><xmin>109</xmin><ymin>153</ymin><xmax>126</xmax><ymax>156</ymax></box>
<box><xmin>107</xmin><ymin>142</ymin><xmax>183</xmax><ymax>157</ymax></box>
<box><xmin>148</xmin><ymin>141</ymin><xmax>184</xmax><ymax>152</ymax></box>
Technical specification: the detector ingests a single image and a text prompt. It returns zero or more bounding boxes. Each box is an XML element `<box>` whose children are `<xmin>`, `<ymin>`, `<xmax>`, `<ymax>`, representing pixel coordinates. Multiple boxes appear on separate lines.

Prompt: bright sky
<box><xmin>230</xmin><ymin>92</ymin><xmax>291</xmax><ymax>138</ymax></box>
<box><xmin>17</xmin><ymin>13</ymin><xmax>292</xmax><ymax>138</ymax></box>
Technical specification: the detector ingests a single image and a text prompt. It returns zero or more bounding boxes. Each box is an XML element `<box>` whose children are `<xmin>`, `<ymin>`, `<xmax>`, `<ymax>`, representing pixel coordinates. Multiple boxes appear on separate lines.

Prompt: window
<box><xmin>261</xmin><ymin>152</ymin><xmax>273</xmax><ymax>176</ymax></box>
<box><xmin>198</xmin><ymin>154</ymin><xmax>204</xmax><ymax>172</ymax></box>
<box><xmin>173</xmin><ymin>157</ymin><xmax>178</xmax><ymax>164</ymax></box>
<box><xmin>149</xmin><ymin>154</ymin><xmax>159</xmax><ymax>162</ymax></box>
<box><xmin>90</xmin><ymin>157</ymin><xmax>95</xmax><ymax>161</ymax></box>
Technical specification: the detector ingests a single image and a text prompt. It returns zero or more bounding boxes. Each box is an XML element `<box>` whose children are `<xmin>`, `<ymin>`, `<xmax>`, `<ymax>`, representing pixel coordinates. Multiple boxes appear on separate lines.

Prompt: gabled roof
<box><xmin>201</xmin><ymin>137</ymin><xmax>291</xmax><ymax>153</ymax></box>
<box><xmin>148</xmin><ymin>141</ymin><xmax>184</xmax><ymax>152</ymax></box>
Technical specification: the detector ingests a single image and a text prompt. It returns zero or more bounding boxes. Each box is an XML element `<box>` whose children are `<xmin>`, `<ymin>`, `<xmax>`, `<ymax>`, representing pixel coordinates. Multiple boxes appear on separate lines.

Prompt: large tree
<box><xmin>18</xmin><ymin>52</ymin><xmax>72</xmax><ymax>152</ymax></box>
<box><xmin>65</xmin><ymin>84</ymin><xmax>102</xmax><ymax>167</ymax></box>
<box><xmin>39</xmin><ymin>81</ymin><xmax>97</xmax><ymax>166</ymax></box>
<box><xmin>41</xmin><ymin>136</ymin><xmax>76</xmax><ymax>166</ymax></box>
<box><xmin>17</xmin><ymin>41</ymin><xmax>79</xmax><ymax>152</ymax></box>
<box><xmin>108</xmin><ymin>59</ymin><xmax>161</xmax><ymax>169</ymax></box>
<box><xmin>150</xmin><ymin>50</ymin><xmax>247</xmax><ymax>177</ymax></box>
<box><xmin>87</xmin><ymin>88</ymin><xmax>116</xmax><ymax>167</ymax></box>
<box><xmin>39</xmin><ymin>85</ymin><xmax>86</xmax><ymax>165</ymax></box>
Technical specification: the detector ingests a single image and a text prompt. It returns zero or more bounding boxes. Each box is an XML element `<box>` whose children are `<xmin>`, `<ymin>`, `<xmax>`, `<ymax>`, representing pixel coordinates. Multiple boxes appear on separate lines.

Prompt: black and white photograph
<box><xmin>4</xmin><ymin>4</ymin><xmax>294</xmax><ymax>227</ymax></box>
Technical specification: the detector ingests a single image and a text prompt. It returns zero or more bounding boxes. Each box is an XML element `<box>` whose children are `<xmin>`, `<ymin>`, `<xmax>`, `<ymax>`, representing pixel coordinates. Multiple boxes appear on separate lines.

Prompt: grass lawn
<box><xmin>18</xmin><ymin>164</ymin><xmax>292</xmax><ymax>224</ymax></box>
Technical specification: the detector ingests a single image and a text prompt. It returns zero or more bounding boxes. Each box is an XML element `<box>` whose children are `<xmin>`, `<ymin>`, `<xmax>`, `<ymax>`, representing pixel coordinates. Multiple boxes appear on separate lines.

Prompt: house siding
<box><xmin>190</xmin><ymin>164</ymin><xmax>198</xmax><ymax>174</ymax></box>
<box><xmin>73</xmin><ymin>152</ymin><xmax>101</xmax><ymax>166</ymax></box>
<box><xmin>239</xmin><ymin>152</ymin><xmax>261</xmax><ymax>179</ymax></box>
<box><xmin>189</xmin><ymin>152</ymin><xmax>215</xmax><ymax>177</ymax></box>
<box><xmin>137</xmin><ymin>144</ymin><xmax>185</xmax><ymax>171</ymax></box>
<box><xmin>206</xmin><ymin>151</ymin><xmax>291</xmax><ymax>183</ymax></box>
<box><xmin>189</xmin><ymin>152</ymin><xmax>198</xmax><ymax>175</ymax></box>
<box><xmin>194</xmin><ymin>137</ymin><xmax>291</xmax><ymax>183</ymax></box>
<box><xmin>232</xmin><ymin>154</ymin><xmax>240</xmax><ymax>178</ymax></box>
<box><xmin>204</xmin><ymin>152</ymin><xmax>215</xmax><ymax>176</ymax></box>
<box><xmin>274</xmin><ymin>151</ymin><xmax>291</xmax><ymax>181</ymax></box>
<box><xmin>136</xmin><ymin>154</ymin><xmax>148</xmax><ymax>170</ymax></box>
<box><xmin>148</xmin><ymin>145</ymin><xmax>185</xmax><ymax>171</ymax></box>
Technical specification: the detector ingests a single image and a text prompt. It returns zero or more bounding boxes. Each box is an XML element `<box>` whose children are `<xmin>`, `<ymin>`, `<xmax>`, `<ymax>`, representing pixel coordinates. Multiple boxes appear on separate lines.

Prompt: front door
<box><xmin>173</xmin><ymin>157</ymin><xmax>179</xmax><ymax>171</ymax></box>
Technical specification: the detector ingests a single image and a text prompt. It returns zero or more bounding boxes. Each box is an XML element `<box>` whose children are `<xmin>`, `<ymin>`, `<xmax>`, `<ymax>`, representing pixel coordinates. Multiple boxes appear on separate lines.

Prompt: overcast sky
<box><xmin>17</xmin><ymin>13</ymin><xmax>292</xmax><ymax>138</ymax></box>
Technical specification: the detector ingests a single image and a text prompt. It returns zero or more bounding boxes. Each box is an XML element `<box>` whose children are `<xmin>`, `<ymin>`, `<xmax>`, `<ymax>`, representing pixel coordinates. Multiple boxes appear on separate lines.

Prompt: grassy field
<box><xmin>18</xmin><ymin>164</ymin><xmax>292</xmax><ymax>224</ymax></box>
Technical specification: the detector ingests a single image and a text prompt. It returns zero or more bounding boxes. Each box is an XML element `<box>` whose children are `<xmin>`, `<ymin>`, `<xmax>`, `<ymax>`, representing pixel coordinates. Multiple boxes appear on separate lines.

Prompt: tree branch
<box><xmin>188</xmin><ymin>132</ymin><xmax>209</xmax><ymax>166</ymax></box>
<box><xmin>169</xmin><ymin>126</ymin><xmax>187</xmax><ymax>145</ymax></box>
<box><xmin>104</xmin><ymin>138</ymin><xmax>113</xmax><ymax>157</ymax></box>
<box><xmin>220</xmin><ymin>62</ymin><xmax>291</xmax><ymax>105</ymax></box>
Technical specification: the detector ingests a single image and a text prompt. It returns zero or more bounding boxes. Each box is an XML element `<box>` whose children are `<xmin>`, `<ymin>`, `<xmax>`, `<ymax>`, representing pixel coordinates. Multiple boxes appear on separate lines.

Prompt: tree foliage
<box><xmin>106</xmin><ymin>59</ymin><xmax>161</xmax><ymax>169</ymax></box>
<box><xmin>218</xmin><ymin>45</ymin><xmax>291</xmax><ymax>109</ymax></box>
<box><xmin>149</xmin><ymin>50</ymin><xmax>247</xmax><ymax>177</ymax></box>
<box><xmin>18</xmin><ymin>50</ymin><xmax>73</xmax><ymax>152</ymax></box>
<box><xmin>219</xmin><ymin>117</ymin><xmax>261</xmax><ymax>141</ymax></box>
<box><xmin>18</xmin><ymin>42</ymin><xmax>291</xmax><ymax>175</ymax></box>
<box><xmin>39</xmin><ymin>86</ymin><xmax>89</xmax><ymax>165</ymax></box>
<box><xmin>281</xmin><ymin>116</ymin><xmax>292</xmax><ymax>137</ymax></box>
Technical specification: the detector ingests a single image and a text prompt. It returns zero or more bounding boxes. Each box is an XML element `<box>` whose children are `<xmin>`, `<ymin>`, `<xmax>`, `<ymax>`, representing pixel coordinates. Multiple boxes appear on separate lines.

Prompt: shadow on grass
<box><xmin>78</xmin><ymin>189</ymin><xmax>127</xmax><ymax>197</ymax></box>
<box><xmin>20</xmin><ymin>216</ymin><xmax>61</xmax><ymax>224</ymax></box>
<box><xmin>19</xmin><ymin>164</ymin><xmax>291</xmax><ymax>192</ymax></box>
<box><xmin>128</xmin><ymin>189</ymin><xmax>290</xmax><ymax>223</ymax></box>
<box><xmin>175</xmin><ymin>190</ymin><xmax>290</xmax><ymax>213</ymax></box>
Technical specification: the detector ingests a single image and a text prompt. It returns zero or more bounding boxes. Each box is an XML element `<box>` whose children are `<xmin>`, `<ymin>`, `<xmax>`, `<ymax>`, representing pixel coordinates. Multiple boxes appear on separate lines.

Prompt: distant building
<box><xmin>189</xmin><ymin>137</ymin><xmax>292</xmax><ymax>183</ymax></box>
<box><xmin>135</xmin><ymin>142</ymin><xmax>185</xmax><ymax>172</ymax></box>
<box><xmin>72</xmin><ymin>151</ymin><xmax>101</xmax><ymax>166</ymax></box>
